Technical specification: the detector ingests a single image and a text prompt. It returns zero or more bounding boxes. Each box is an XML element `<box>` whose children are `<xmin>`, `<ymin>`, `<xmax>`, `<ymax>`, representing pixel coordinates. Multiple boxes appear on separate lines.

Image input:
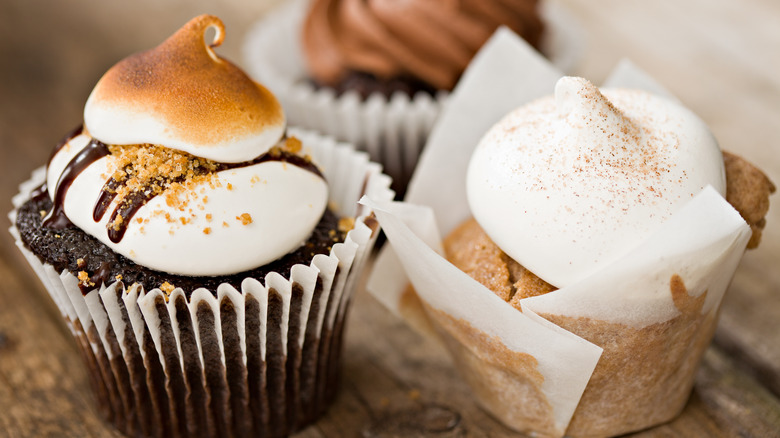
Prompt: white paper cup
<box><xmin>9</xmin><ymin>127</ymin><xmax>394</xmax><ymax>438</ymax></box>
<box><xmin>242</xmin><ymin>0</ymin><xmax>584</xmax><ymax>193</ymax></box>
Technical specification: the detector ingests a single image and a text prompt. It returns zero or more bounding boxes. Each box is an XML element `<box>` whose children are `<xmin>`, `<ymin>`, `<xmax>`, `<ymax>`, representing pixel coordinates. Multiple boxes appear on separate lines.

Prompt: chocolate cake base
<box><xmin>14</xmin><ymin>190</ymin><xmax>359</xmax><ymax>438</ymax></box>
<box><xmin>15</xmin><ymin>190</ymin><xmax>346</xmax><ymax>295</ymax></box>
<box><xmin>312</xmin><ymin>70</ymin><xmax>439</xmax><ymax>100</ymax></box>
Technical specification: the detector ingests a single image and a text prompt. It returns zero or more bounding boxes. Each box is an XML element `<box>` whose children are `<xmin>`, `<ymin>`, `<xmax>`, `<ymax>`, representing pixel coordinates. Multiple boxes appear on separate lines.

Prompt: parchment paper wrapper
<box><xmin>364</xmin><ymin>28</ymin><xmax>753</xmax><ymax>438</ymax></box>
<box><xmin>242</xmin><ymin>0</ymin><xmax>584</xmax><ymax>193</ymax></box>
<box><xmin>9</xmin><ymin>128</ymin><xmax>394</xmax><ymax>438</ymax></box>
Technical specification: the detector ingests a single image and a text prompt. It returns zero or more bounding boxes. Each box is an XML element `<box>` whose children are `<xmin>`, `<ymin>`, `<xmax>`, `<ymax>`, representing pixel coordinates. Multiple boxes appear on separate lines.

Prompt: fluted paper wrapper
<box><xmin>242</xmin><ymin>0</ymin><xmax>583</xmax><ymax>192</ymax></box>
<box><xmin>10</xmin><ymin>128</ymin><xmax>394</xmax><ymax>438</ymax></box>
<box><xmin>364</xmin><ymin>29</ymin><xmax>753</xmax><ymax>438</ymax></box>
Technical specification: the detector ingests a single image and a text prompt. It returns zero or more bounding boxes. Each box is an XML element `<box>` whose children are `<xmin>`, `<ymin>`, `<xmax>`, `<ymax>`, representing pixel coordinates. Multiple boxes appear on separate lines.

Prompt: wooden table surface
<box><xmin>1</xmin><ymin>0</ymin><xmax>779</xmax><ymax>436</ymax></box>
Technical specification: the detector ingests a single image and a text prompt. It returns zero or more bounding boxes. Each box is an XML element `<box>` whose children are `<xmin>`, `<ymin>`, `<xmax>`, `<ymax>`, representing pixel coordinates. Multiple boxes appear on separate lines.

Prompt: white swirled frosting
<box><xmin>45</xmin><ymin>15</ymin><xmax>328</xmax><ymax>276</ymax></box>
<box><xmin>467</xmin><ymin>76</ymin><xmax>725</xmax><ymax>287</ymax></box>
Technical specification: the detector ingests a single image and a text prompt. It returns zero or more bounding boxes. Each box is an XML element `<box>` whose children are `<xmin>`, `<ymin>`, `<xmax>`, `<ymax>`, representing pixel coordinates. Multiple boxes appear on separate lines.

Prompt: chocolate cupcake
<box><xmin>364</xmin><ymin>31</ymin><xmax>774</xmax><ymax>437</ymax></box>
<box><xmin>9</xmin><ymin>15</ymin><xmax>393</xmax><ymax>438</ymax></box>
<box><xmin>242</xmin><ymin>0</ymin><xmax>583</xmax><ymax>194</ymax></box>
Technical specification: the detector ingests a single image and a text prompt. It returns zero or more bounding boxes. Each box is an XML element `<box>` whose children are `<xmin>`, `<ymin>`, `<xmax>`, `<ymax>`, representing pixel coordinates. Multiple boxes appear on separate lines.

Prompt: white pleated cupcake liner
<box><xmin>9</xmin><ymin>127</ymin><xmax>394</xmax><ymax>438</ymax></box>
<box><xmin>242</xmin><ymin>0</ymin><xmax>584</xmax><ymax>192</ymax></box>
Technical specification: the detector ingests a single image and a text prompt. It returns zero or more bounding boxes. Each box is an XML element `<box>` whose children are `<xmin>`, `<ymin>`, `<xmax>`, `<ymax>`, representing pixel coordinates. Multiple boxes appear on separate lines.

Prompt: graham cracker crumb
<box><xmin>105</xmin><ymin>143</ymin><xmax>221</xmax><ymax>218</ymax></box>
<box><xmin>237</xmin><ymin>213</ymin><xmax>253</xmax><ymax>225</ymax></box>
<box><xmin>160</xmin><ymin>282</ymin><xmax>175</xmax><ymax>295</ymax></box>
<box><xmin>284</xmin><ymin>136</ymin><xmax>303</xmax><ymax>154</ymax></box>
<box><xmin>206</xmin><ymin>214</ymin><xmax>212</xmax><ymax>222</ymax></box>
<box><xmin>77</xmin><ymin>271</ymin><xmax>95</xmax><ymax>287</ymax></box>
<box><xmin>338</xmin><ymin>217</ymin><xmax>355</xmax><ymax>234</ymax></box>
<box><xmin>203</xmin><ymin>227</ymin><xmax>212</xmax><ymax>235</ymax></box>
<box><xmin>110</xmin><ymin>215</ymin><xmax>124</xmax><ymax>231</ymax></box>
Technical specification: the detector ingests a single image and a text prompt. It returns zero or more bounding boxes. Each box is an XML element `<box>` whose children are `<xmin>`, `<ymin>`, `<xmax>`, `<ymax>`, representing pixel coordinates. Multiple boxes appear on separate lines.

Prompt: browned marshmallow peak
<box><xmin>302</xmin><ymin>0</ymin><xmax>544</xmax><ymax>91</ymax></box>
<box><xmin>84</xmin><ymin>15</ymin><xmax>286</xmax><ymax>163</ymax></box>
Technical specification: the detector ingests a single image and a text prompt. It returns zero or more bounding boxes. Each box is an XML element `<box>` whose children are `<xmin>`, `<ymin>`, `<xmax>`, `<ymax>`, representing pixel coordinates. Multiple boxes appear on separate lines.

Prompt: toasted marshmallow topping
<box><xmin>84</xmin><ymin>15</ymin><xmax>285</xmax><ymax>163</ymax></box>
<box><xmin>46</xmin><ymin>16</ymin><xmax>329</xmax><ymax>276</ymax></box>
<box><xmin>467</xmin><ymin>77</ymin><xmax>725</xmax><ymax>287</ymax></box>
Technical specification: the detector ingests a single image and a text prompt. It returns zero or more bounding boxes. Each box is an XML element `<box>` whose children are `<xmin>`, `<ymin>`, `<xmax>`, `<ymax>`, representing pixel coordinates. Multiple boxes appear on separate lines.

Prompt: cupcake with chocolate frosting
<box><xmin>243</xmin><ymin>0</ymin><xmax>582</xmax><ymax>194</ymax></box>
<box><xmin>302</xmin><ymin>0</ymin><xmax>544</xmax><ymax>96</ymax></box>
<box><xmin>10</xmin><ymin>15</ymin><xmax>392</xmax><ymax>438</ymax></box>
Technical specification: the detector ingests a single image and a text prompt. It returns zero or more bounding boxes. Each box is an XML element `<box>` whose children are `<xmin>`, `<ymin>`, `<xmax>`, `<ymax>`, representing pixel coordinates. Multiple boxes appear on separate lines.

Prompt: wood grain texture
<box><xmin>1</xmin><ymin>0</ymin><xmax>779</xmax><ymax>436</ymax></box>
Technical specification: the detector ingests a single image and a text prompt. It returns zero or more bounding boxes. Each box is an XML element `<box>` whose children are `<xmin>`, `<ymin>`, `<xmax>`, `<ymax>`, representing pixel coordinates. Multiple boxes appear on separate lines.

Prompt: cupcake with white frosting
<box><xmin>364</xmin><ymin>30</ymin><xmax>773</xmax><ymax>438</ymax></box>
<box><xmin>10</xmin><ymin>15</ymin><xmax>392</xmax><ymax>438</ymax></box>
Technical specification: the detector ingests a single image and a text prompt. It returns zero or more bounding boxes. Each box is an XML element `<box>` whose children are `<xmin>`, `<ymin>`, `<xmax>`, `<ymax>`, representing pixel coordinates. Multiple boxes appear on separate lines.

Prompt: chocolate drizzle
<box><xmin>43</xmin><ymin>138</ymin><xmax>110</xmax><ymax>229</ymax></box>
<box><xmin>93</xmin><ymin>176</ymin><xmax>123</xmax><ymax>222</ymax></box>
<box><xmin>45</xmin><ymin>134</ymin><xmax>326</xmax><ymax>244</ymax></box>
<box><xmin>107</xmin><ymin>189</ymin><xmax>158</xmax><ymax>243</ymax></box>
<box><xmin>226</xmin><ymin>150</ymin><xmax>324</xmax><ymax>180</ymax></box>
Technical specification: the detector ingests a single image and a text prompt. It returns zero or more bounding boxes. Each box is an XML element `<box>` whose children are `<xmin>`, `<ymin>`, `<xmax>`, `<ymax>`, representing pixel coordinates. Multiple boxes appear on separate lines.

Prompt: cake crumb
<box><xmin>76</xmin><ymin>258</ymin><xmax>85</xmax><ymax>268</ymax></box>
<box><xmin>160</xmin><ymin>282</ymin><xmax>175</xmax><ymax>295</ymax></box>
<box><xmin>78</xmin><ymin>271</ymin><xmax>95</xmax><ymax>287</ymax></box>
<box><xmin>203</xmin><ymin>227</ymin><xmax>212</xmax><ymax>235</ymax></box>
<box><xmin>222</xmin><ymin>221</ymin><xmax>229</xmax><ymax>227</ymax></box>
<box><xmin>284</xmin><ymin>136</ymin><xmax>303</xmax><ymax>154</ymax></box>
<box><xmin>237</xmin><ymin>213</ymin><xmax>253</xmax><ymax>225</ymax></box>
<box><xmin>39</xmin><ymin>210</ymin><xmax>47</xmax><ymax>217</ymax></box>
<box><xmin>115</xmin><ymin>275</ymin><xmax>123</xmax><ymax>281</ymax></box>
<box><xmin>206</xmin><ymin>213</ymin><xmax>212</xmax><ymax>222</ymax></box>
<box><xmin>338</xmin><ymin>217</ymin><xmax>355</xmax><ymax>233</ymax></box>
<box><xmin>106</xmin><ymin>143</ymin><xmax>221</xmax><ymax>214</ymax></box>
<box><xmin>110</xmin><ymin>215</ymin><xmax>124</xmax><ymax>231</ymax></box>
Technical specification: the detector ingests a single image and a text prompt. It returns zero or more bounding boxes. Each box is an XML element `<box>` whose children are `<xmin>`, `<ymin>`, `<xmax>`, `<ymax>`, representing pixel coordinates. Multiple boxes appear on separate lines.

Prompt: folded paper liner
<box><xmin>364</xmin><ymin>28</ymin><xmax>752</xmax><ymax>437</ymax></box>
